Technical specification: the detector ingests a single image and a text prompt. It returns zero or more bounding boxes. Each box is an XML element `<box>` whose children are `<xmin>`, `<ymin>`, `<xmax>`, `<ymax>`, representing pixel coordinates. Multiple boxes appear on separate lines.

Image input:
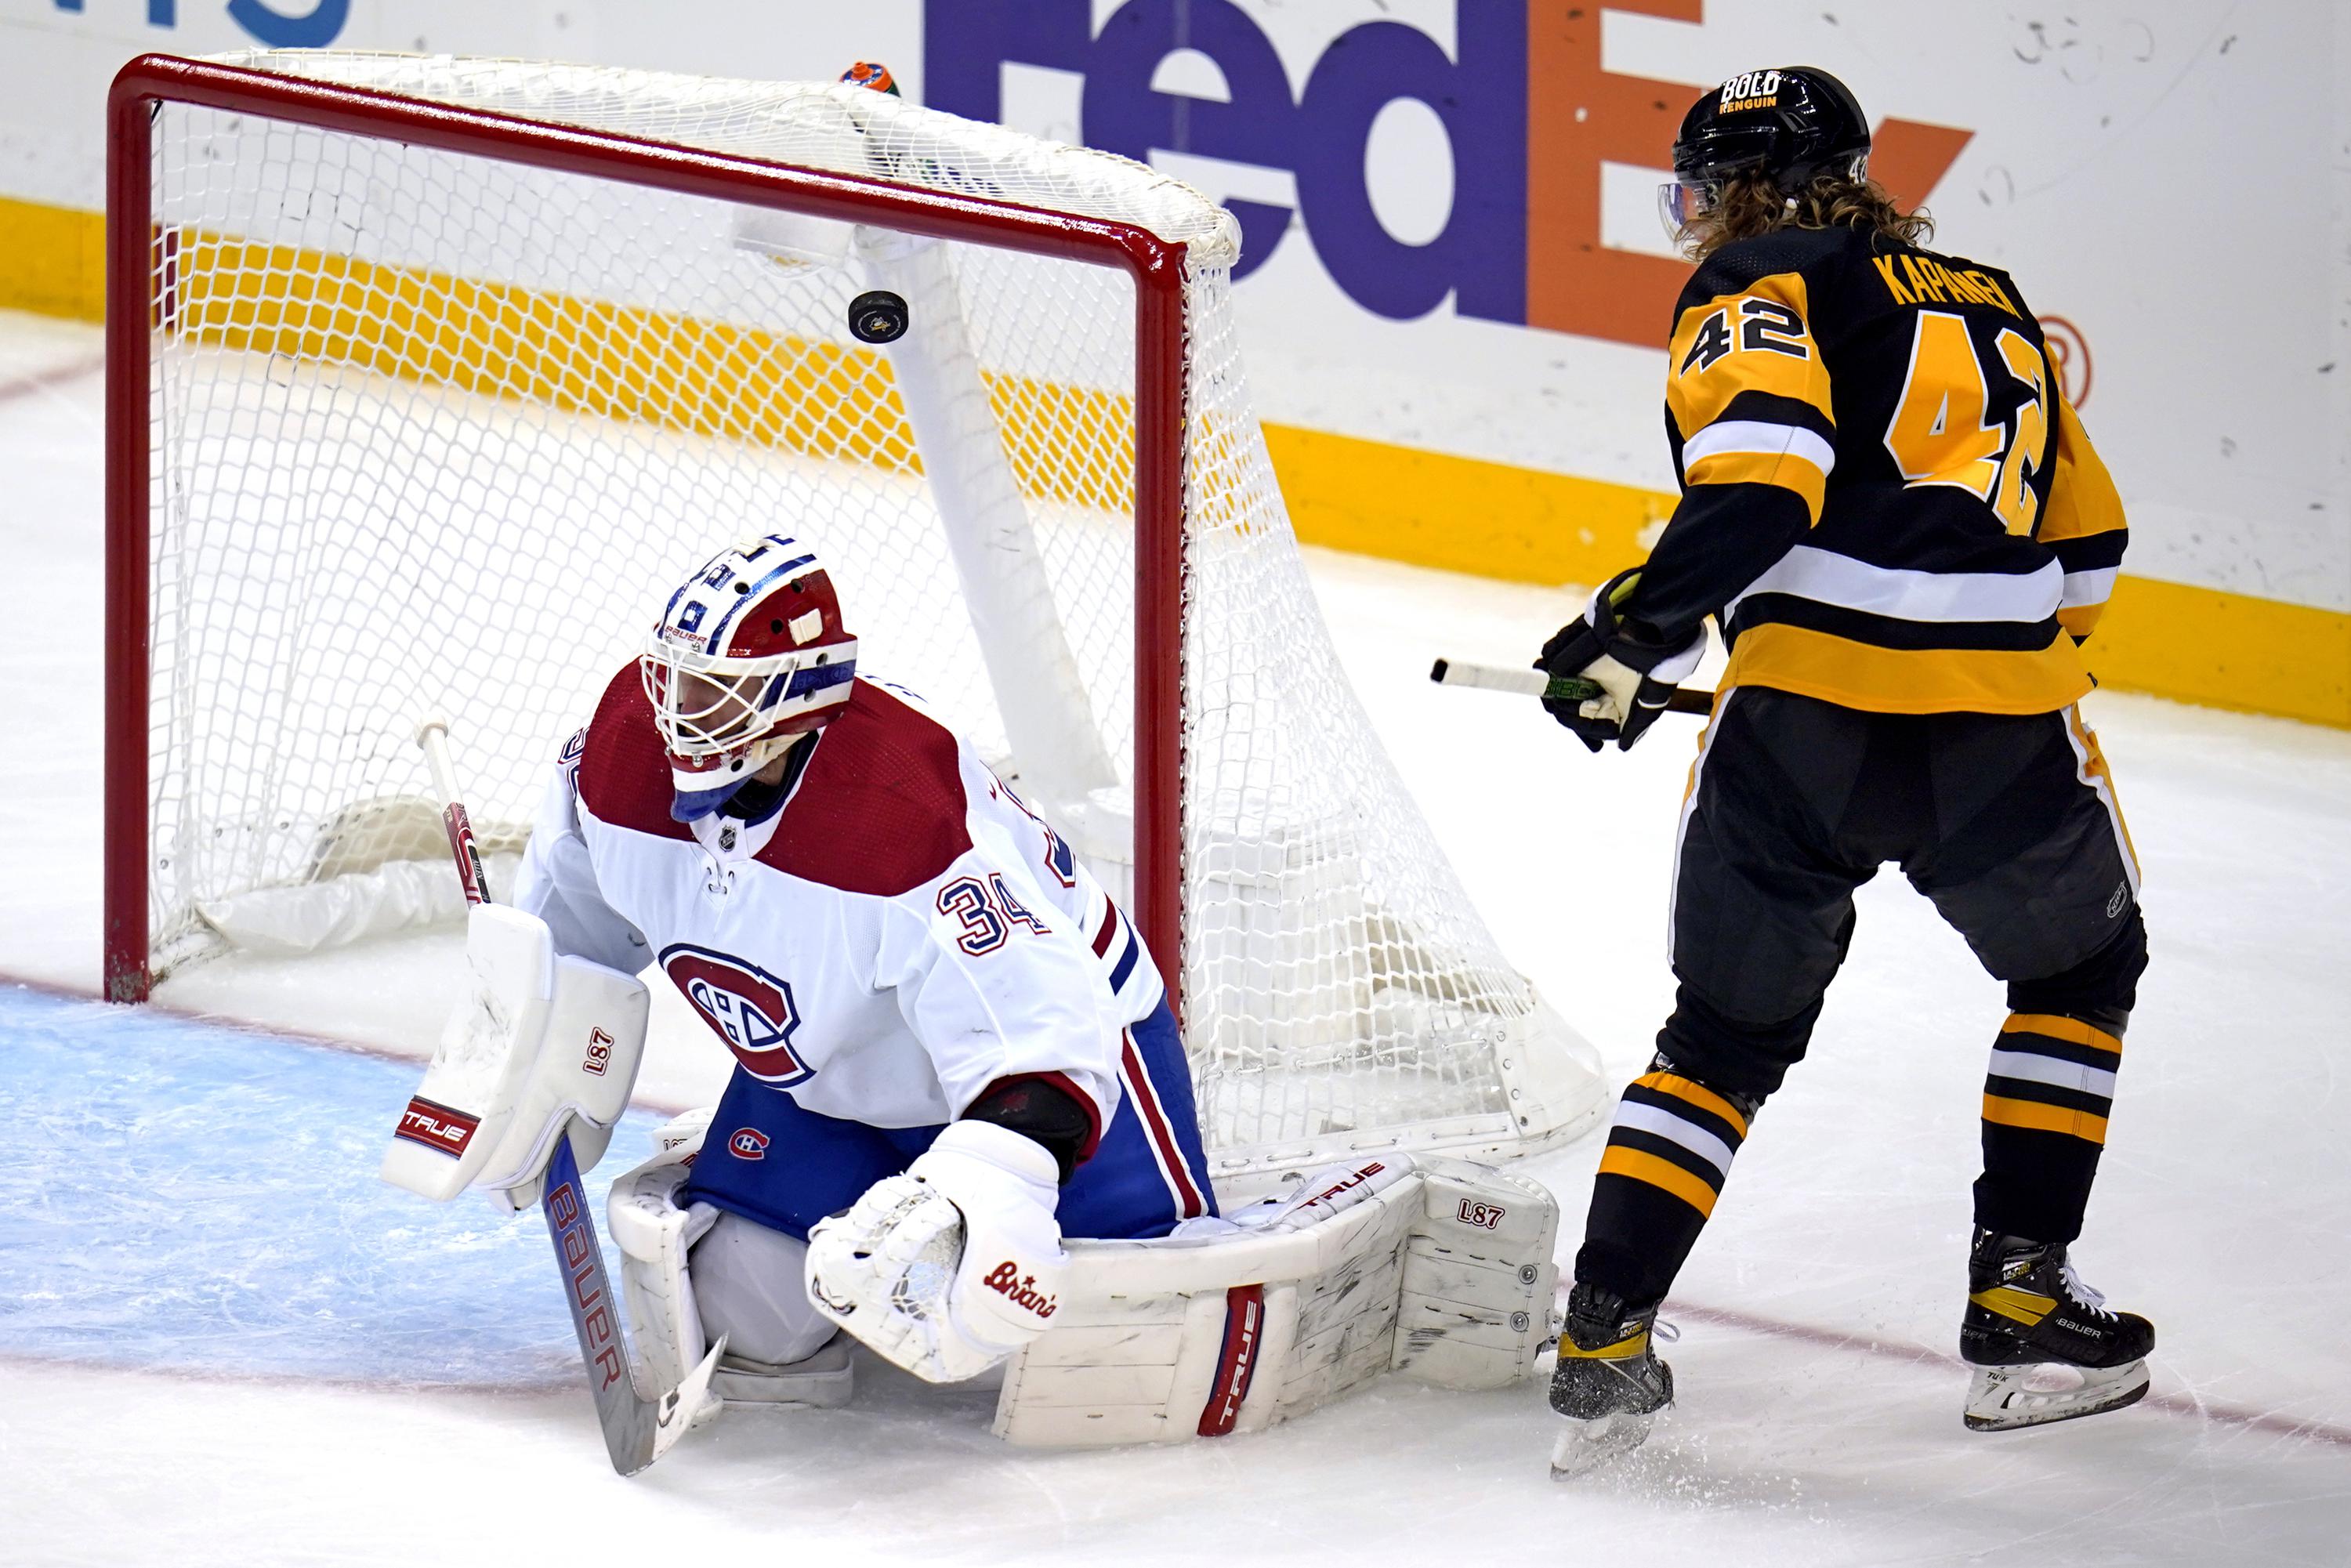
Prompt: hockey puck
<box><xmin>847</xmin><ymin>289</ymin><xmax>908</xmax><ymax>345</ymax></box>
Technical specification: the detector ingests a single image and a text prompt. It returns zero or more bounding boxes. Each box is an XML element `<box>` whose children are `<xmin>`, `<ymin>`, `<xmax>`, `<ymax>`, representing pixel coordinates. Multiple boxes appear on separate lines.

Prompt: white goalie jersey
<box><xmin>514</xmin><ymin>667</ymin><xmax>1162</xmax><ymax>1132</ymax></box>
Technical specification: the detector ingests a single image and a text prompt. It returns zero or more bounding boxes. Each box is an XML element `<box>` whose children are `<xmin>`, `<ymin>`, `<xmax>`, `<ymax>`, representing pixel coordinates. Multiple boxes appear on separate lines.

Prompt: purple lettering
<box><xmin>1078</xmin><ymin>0</ymin><xmax>1298</xmax><ymax>279</ymax></box>
<box><xmin>921</xmin><ymin>0</ymin><xmax>1527</xmax><ymax>310</ymax></box>
<box><xmin>922</xmin><ymin>0</ymin><xmax>1092</xmax><ymax>122</ymax></box>
<box><xmin>1295</xmin><ymin>7</ymin><xmax>1526</xmax><ymax>322</ymax></box>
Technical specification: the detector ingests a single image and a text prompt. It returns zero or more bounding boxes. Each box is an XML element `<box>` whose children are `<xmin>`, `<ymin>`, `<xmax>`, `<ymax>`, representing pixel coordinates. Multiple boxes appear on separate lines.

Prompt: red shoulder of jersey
<box><xmin>575</xmin><ymin>663</ymin><xmax>694</xmax><ymax>844</ymax></box>
<box><xmin>759</xmin><ymin>680</ymin><xmax>973</xmax><ymax>896</ymax></box>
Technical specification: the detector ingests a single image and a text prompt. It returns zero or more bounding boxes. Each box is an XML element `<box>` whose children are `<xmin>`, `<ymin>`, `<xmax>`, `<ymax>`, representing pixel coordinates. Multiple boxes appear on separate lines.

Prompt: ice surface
<box><xmin>5</xmin><ymin>309</ymin><xmax>2349</xmax><ymax>1564</ymax></box>
<box><xmin>0</xmin><ymin>986</ymin><xmax>642</xmax><ymax>1389</ymax></box>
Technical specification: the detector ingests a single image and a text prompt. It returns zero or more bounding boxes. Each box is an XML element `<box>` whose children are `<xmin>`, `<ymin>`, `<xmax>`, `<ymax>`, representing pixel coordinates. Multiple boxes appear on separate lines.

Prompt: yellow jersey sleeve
<box><xmin>2034</xmin><ymin>395</ymin><xmax>2128</xmax><ymax>642</ymax></box>
<box><xmin>1665</xmin><ymin>271</ymin><xmax>1838</xmax><ymax>525</ymax></box>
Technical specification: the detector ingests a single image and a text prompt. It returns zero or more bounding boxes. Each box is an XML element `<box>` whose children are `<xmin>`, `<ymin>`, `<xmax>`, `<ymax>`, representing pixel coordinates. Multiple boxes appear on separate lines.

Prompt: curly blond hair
<box><xmin>1677</xmin><ymin>168</ymin><xmax>1933</xmax><ymax>262</ymax></box>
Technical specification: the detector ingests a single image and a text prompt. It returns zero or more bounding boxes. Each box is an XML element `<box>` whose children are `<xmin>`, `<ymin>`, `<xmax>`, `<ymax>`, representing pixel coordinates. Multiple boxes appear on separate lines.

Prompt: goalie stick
<box><xmin>1428</xmin><ymin>657</ymin><xmax>1715</xmax><ymax>716</ymax></box>
<box><xmin>413</xmin><ymin>719</ymin><xmax>722</xmax><ymax>1476</ymax></box>
<box><xmin>418</xmin><ymin>717</ymin><xmax>494</xmax><ymax>907</ymax></box>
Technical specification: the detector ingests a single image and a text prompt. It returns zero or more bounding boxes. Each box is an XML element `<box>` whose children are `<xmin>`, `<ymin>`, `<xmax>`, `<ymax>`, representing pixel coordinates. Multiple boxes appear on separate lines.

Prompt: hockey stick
<box><xmin>419</xmin><ymin>717</ymin><xmax>494</xmax><ymax>907</ymax></box>
<box><xmin>1428</xmin><ymin>658</ymin><xmax>1715</xmax><ymax>717</ymax></box>
<box><xmin>415</xmin><ymin>719</ymin><xmax>721</xmax><ymax>1476</ymax></box>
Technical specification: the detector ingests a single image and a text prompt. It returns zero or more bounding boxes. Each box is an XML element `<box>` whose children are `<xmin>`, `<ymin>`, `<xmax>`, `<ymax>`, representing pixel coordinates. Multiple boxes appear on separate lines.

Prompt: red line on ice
<box><xmin>0</xmin><ymin>353</ymin><xmax>105</xmax><ymax>405</ymax></box>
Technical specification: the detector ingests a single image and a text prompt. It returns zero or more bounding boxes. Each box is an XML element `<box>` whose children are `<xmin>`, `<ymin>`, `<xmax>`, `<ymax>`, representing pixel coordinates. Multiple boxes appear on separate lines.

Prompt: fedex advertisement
<box><xmin>924</xmin><ymin>0</ymin><xmax>1969</xmax><ymax>351</ymax></box>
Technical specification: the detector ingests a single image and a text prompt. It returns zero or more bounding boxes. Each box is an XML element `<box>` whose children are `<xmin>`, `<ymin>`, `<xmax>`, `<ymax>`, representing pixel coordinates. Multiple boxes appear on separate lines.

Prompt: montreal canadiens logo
<box><xmin>659</xmin><ymin>943</ymin><xmax>811</xmax><ymax>1085</ymax></box>
<box><xmin>728</xmin><ymin>1128</ymin><xmax>770</xmax><ymax>1160</ymax></box>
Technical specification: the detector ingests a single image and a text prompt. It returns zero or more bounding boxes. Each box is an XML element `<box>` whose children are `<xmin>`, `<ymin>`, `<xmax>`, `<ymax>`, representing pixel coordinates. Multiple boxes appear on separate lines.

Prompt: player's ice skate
<box><xmin>1547</xmin><ymin>1284</ymin><xmax>1674</xmax><ymax>1479</ymax></box>
<box><xmin>1960</xmin><ymin>1229</ymin><xmax>2154</xmax><ymax>1432</ymax></box>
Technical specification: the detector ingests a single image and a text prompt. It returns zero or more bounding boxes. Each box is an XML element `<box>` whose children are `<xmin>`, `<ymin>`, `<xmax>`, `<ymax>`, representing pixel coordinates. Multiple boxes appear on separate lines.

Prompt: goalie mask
<box><xmin>642</xmin><ymin>534</ymin><xmax>859</xmax><ymax>821</ymax></box>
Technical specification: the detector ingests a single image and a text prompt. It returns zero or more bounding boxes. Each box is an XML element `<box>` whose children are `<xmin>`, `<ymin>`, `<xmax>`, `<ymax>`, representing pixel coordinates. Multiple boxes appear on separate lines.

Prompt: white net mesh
<box><xmin>136</xmin><ymin>52</ymin><xmax>1602</xmax><ymax>1182</ymax></box>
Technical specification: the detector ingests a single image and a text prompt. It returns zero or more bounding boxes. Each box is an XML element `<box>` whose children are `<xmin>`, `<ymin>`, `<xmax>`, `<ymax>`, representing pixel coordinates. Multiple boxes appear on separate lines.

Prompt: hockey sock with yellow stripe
<box><xmin>1974</xmin><ymin>1012</ymin><xmax>2120</xmax><ymax>1242</ymax></box>
<box><xmin>1574</xmin><ymin>1068</ymin><xmax>1753</xmax><ymax>1305</ymax></box>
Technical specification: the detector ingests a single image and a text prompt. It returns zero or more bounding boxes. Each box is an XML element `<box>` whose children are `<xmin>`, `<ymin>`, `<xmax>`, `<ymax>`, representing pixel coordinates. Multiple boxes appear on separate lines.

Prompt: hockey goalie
<box><xmin>383</xmin><ymin>534</ymin><xmax>1561</xmax><ymax>1457</ymax></box>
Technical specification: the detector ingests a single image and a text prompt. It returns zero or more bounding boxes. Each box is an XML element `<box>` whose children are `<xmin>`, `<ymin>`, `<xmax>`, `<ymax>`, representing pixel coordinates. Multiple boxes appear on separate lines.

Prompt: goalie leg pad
<box><xmin>708</xmin><ymin>1335</ymin><xmax>856</xmax><ymax>1407</ymax></box>
<box><xmin>692</xmin><ymin>1213</ymin><xmax>848</xmax><ymax>1370</ymax></box>
<box><xmin>607</xmin><ymin>1114</ymin><xmax>723</xmax><ymax>1401</ymax></box>
<box><xmin>990</xmin><ymin>1156</ymin><xmax>1561</xmax><ymax>1447</ymax></box>
<box><xmin>1394</xmin><ymin>1157</ymin><xmax>1563</xmax><ymax>1390</ymax></box>
<box><xmin>608</xmin><ymin>1115</ymin><xmax>853</xmax><ymax>1410</ymax></box>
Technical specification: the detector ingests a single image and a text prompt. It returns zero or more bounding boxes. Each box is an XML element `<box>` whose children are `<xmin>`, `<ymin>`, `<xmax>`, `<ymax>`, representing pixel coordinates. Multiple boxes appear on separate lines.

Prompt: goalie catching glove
<box><xmin>1537</xmin><ymin>568</ymin><xmax>1707</xmax><ymax>752</ymax></box>
<box><xmin>805</xmin><ymin>1120</ymin><xmax>1070</xmax><ymax>1382</ymax></box>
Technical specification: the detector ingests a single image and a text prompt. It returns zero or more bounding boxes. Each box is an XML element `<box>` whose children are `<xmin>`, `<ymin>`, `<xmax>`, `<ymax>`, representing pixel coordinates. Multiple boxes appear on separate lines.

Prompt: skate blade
<box><xmin>1963</xmin><ymin>1357</ymin><xmax>2150</xmax><ymax>1432</ymax></box>
<box><xmin>1549</xmin><ymin>1410</ymin><xmax>1657</xmax><ymax>1479</ymax></box>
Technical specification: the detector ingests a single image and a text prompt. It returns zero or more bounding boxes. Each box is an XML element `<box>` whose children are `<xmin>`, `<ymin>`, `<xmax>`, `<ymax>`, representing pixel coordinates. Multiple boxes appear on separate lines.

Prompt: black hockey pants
<box><xmin>1577</xmin><ymin>687</ymin><xmax>2149</xmax><ymax>1307</ymax></box>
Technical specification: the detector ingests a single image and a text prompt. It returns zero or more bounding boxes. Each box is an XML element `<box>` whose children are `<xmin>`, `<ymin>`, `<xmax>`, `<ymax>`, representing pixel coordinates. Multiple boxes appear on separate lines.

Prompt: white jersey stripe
<box><xmin>1683</xmin><ymin>418</ymin><xmax>1838</xmax><ymax>476</ymax></box>
<box><xmin>2061</xmin><ymin>567</ymin><xmax>2119</xmax><ymax>609</ymax></box>
<box><xmin>1726</xmin><ymin>545</ymin><xmax>2062</xmax><ymax>627</ymax></box>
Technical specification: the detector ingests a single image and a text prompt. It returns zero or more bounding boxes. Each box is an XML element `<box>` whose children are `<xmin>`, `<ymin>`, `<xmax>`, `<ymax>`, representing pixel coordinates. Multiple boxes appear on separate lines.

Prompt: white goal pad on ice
<box><xmin>103</xmin><ymin>52</ymin><xmax>1605</xmax><ymax>1186</ymax></box>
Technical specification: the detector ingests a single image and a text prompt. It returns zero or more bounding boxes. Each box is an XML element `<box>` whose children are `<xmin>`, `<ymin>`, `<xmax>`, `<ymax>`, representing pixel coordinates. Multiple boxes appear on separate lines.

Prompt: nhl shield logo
<box><xmin>659</xmin><ymin>943</ymin><xmax>811</xmax><ymax>1085</ymax></box>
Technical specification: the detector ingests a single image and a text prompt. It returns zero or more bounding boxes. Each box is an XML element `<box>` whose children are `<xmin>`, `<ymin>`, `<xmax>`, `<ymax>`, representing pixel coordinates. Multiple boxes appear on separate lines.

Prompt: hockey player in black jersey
<box><xmin>1535</xmin><ymin>68</ymin><xmax>2153</xmax><ymax>1475</ymax></box>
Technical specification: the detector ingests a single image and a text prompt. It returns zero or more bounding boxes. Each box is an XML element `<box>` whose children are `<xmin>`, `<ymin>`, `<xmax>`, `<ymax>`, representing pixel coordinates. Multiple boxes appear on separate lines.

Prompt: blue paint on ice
<box><xmin>0</xmin><ymin>985</ymin><xmax>663</xmax><ymax>1388</ymax></box>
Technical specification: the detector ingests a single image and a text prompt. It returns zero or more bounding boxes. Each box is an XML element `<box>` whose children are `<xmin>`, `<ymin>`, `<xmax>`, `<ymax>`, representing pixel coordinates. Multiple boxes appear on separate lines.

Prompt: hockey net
<box><xmin>109</xmin><ymin>52</ymin><xmax>1603</xmax><ymax>1185</ymax></box>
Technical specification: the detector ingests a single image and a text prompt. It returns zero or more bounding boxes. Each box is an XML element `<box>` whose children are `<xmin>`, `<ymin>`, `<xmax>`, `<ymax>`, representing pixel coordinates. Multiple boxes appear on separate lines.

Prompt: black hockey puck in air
<box><xmin>848</xmin><ymin>290</ymin><xmax>909</xmax><ymax>344</ymax></box>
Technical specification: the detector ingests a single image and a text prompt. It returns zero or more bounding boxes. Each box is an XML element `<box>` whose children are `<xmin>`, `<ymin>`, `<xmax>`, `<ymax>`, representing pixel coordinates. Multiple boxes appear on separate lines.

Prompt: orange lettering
<box><xmin>1525</xmin><ymin>3</ymin><xmax>1972</xmax><ymax>349</ymax></box>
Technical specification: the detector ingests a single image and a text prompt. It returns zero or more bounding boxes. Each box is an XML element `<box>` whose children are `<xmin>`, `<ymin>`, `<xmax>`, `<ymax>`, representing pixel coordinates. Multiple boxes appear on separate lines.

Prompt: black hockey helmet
<box><xmin>1661</xmin><ymin>67</ymin><xmax>1870</xmax><ymax>232</ymax></box>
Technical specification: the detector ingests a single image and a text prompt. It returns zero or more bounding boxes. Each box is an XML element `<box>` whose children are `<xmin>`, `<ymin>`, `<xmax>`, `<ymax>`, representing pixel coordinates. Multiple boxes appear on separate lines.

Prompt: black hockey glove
<box><xmin>1536</xmin><ymin>569</ymin><xmax>1707</xmax><ymax>753</ymax></box>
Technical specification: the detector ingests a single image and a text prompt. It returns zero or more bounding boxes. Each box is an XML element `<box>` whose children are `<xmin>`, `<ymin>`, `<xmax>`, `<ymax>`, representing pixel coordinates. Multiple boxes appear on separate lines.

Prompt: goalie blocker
<box><xmin>608</xmin><ymin>1123</ymin><xmax>1560</xmax><ymax>1448</ymax></box>
<box><xmin>380</xmin><ymin>903</ymin><xmax>651</xmax><ymax>1211</ymax></box>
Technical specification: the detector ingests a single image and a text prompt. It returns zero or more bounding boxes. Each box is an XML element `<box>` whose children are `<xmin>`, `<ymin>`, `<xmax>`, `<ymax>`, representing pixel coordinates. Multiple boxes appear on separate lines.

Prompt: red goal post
<box><xmin>103</xmin><ymin>53</ymin><xmax>1189</xmax><ymax>1005</ymax></box>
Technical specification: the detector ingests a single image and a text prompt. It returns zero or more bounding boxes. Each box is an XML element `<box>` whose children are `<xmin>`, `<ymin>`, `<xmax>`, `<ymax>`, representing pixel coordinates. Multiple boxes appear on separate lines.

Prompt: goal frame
<box><xmin>100</xmin><ymin>53</ymin><xmax>1190</xmax><ymax>1006</ymax></box>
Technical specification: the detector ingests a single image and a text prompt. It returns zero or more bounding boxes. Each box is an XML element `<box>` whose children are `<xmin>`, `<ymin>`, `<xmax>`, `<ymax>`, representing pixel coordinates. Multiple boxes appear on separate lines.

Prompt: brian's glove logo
<box><xmin>661</xmin><ymin>944</ymin><xmax>811</xmax><ymax>1085</ymax></box>
<box><xmin>982</xmin><ymin>1261</ymin><xmax>1059</xmax><ymax>1320</ymax></box>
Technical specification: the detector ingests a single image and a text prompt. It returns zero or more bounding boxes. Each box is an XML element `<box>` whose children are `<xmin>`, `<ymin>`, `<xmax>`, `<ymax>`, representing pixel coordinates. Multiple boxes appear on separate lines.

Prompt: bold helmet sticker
<box><xmin>659</xmin><ymin>943</ymin><xmax>811</xmax><ymax>1085</ymax></box>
